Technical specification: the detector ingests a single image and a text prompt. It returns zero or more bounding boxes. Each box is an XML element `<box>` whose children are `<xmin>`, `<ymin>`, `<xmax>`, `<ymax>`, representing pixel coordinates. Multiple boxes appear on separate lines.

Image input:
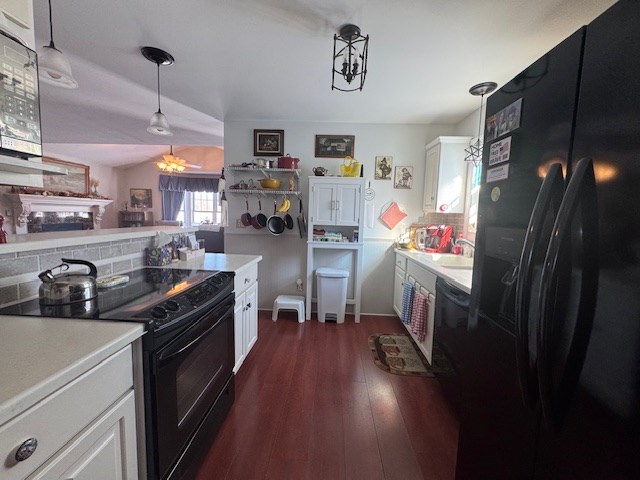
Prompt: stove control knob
<box><xmin>150</xmin><ymin>306</ymin><xmax>168</xmax><ymax>319</ymax></box>
<box><xmin>165</xmin><ymin>300</ymin><xmax>180</xmax><ymax>312</ymax></box>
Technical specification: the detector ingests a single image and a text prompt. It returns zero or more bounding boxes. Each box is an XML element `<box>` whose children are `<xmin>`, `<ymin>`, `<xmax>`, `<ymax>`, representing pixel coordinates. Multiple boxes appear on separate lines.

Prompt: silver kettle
<box><xmin>38</xmin><ymin>258</ymin><xmax>98</xmax><ymax>306</ymax></box>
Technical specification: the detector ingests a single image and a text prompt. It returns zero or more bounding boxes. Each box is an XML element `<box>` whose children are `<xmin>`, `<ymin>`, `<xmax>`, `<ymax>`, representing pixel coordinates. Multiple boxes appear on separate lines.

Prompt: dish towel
<box><xmin>401</xmin><ymin>282</ymin><xmax>414</xmax><ymax>325</ymax></box>
<box><xmin>411</xmin><ymin>291</ymin><xmax>428</xmax><ymax>342</ymax></box>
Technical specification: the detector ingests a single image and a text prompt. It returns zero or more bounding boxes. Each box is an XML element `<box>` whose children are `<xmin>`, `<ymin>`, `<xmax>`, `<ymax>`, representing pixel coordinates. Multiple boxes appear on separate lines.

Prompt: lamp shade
<box><xmin>38</xmin><ymin>44</ymin><xmax>78</xmax><ymax>89</ymax></box>
<box><xmin>148</xmin><ymin>111</ymin><xmax>172</xmax><ymax>136</ymax></box>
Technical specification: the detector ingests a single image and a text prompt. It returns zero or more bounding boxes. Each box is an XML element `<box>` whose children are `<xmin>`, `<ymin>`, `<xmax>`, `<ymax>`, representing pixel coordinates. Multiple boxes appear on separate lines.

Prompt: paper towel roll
<box><xmin>365</xmin><ymin>200</ymin><xmax>375</xmax><ymax>228</ymax></box>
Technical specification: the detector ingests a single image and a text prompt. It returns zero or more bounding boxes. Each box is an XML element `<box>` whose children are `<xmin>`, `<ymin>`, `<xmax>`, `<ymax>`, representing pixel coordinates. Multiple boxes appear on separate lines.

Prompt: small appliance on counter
<box><xmin>413</xmin><ymin>224</ymin><xmax>454</xmax><ymax>252</ymax></box>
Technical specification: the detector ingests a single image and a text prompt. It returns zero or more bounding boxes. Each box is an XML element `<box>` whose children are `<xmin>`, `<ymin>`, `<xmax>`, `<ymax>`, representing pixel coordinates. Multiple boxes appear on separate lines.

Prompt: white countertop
<box><xmin>163</xmin><ymin>252</ymin><xmax>263</xmax><ymax>272</ymax></box>
<box><xmin>0</xmin><ymin>226</ymin><xmax>198</xmax><ymax>255</ymax></box>
<box><xmin>0</xmin><ymin>317</ymin><xmax>143</xmax><ymax>426</ymax></box>
<box><xmin>395</xmin><ymin>249</ymin><xmax>473</xmax><ymax>294</ymax></box>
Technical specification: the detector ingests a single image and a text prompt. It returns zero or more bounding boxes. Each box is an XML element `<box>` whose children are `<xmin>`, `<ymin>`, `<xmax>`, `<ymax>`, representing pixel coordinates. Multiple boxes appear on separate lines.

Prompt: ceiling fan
<box><xmin>156</xmin><ymin>146</ymin><xmax>202</xmax><ymax>173</ymax></box>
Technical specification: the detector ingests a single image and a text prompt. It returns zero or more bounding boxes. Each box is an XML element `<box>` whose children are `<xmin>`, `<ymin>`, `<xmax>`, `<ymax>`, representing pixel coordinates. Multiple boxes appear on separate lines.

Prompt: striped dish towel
<box><xmin>411</xmin><ymin>291</ymin><xmax>428</xmax><ymax>342</ymax></box>
<box><xmin>401</xmin><ymin>282</ymin><xmax>415</xmax><ymax>324</ymax></box>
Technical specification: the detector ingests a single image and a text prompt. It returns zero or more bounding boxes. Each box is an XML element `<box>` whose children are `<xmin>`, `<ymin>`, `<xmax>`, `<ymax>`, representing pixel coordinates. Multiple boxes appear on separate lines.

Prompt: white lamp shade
<box><xmin>38</xmin><ymin>45</ymin><xmax>78</xmax><ymax>89</ymax></box>
<box><xmin>147</xmin><ymin>111</ymin><xmax>172</xmax><ymax>136</ymax></box>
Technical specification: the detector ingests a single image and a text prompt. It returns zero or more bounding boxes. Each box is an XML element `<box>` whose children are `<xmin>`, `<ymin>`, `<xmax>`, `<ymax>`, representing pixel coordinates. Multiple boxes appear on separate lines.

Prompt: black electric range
<box><xmin>0</xmin><ymin>267</ymin><xmax>234</xmax><ymax>331</ymax></box>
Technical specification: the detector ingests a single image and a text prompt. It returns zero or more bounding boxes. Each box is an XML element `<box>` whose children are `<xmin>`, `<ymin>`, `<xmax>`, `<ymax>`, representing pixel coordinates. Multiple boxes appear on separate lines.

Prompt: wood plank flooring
<box><xmin>196</xmin><ymin>311</ymin><xmax>459</xmax><ymax>480</ymax></box>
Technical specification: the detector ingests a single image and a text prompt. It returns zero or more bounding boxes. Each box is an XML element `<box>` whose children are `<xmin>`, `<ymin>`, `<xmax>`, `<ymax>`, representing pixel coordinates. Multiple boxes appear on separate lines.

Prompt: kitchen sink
<box><xmin>416</xmin><ymin>253</ymin><xmax>474</xmax><ymax>269</ymax></box>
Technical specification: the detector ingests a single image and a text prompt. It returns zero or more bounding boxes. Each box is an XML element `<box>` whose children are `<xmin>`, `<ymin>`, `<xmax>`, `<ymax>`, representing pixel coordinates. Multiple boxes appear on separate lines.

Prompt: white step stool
<box><xmin>272</xmin><ymin>295</ymin><xmax>305</xmax><ymax>323</ymax></box>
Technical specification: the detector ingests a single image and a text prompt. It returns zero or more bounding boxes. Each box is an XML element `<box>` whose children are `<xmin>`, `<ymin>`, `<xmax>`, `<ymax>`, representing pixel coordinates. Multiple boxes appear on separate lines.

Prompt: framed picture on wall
<box><xmin>254</xmin><ymin>129</ymin><xmax>284</xmax><ymax>156</ymax></box>
<box><xmin>375</xmin><ymin>156</ymin><xmax>393</xmax><ymax>180</ymax></box>
<box><xmin>130</xmin><ymin>188</ymin><xmax>153</xmax><ymax>208</ymax></box>
<box><xmin>394</xmin><ymin>166</ymin><xmax>413</xmax><ymax>189</ymax></box>
<box><xmin>314</xmin><ymin>134</ymin><xmax>355</xmax><ymax>158</ymax></box>
<box><xmin>42</xmin><ymin>157</ymin><xmax>89</xmax><ymax>195</ymax></box>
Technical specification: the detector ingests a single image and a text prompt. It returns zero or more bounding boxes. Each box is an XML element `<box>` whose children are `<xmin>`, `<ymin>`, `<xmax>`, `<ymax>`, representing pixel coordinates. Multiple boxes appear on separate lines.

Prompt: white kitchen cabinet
<box><xmin>393</xmin><ymin>253</ymin><xmax>437</xmax><ymax>364</ymax></box>
<box><xmin>423</xmin><ymin>136</ymin><xmax>472</xmax><ymax>214</ymax></box>
<box><xmin>393</xmin><ymin>265</ymin><xmax>406</xmax><ymax>316</ymax></box>
<box><xmin>310</xmin><ymin>178</ymin><xmax>362</xmax><ymax>226</ymax></box>
<box><xmin>306</xmin><ymin>178</ymin><xmax>365</xmax><ymax>323</ymax></box>
<box><xmin>0</xmin><ymin>346</ymin><xmax>138</xmax><ymax>480</ymax></box>
<box><xmin>233</xmin><ymin>263</ymin><xmax>259</xmax><ymax>373</ymax></box>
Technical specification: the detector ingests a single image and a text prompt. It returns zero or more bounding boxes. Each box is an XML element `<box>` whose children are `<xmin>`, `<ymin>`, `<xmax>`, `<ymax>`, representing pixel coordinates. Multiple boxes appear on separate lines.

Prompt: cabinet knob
<box><xmin>15</xmin><ymin>438</ymin><xmax>38</xmax><ymax>462</ymax></box>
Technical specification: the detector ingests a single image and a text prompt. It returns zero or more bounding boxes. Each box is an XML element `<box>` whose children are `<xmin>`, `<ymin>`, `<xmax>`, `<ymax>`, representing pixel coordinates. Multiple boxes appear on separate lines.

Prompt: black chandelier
<box><xmin>332</xmin><ymin>24</ymin><xmax>369</xmax><ymax>92</ymax></box>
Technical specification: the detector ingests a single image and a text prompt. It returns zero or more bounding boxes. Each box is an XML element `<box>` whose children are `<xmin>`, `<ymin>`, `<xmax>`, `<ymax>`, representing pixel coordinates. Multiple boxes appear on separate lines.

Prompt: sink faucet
<box><xmin>455</xmin><ymin>238</ymin><xmax>475</xmax><ymax>257</ymax></box>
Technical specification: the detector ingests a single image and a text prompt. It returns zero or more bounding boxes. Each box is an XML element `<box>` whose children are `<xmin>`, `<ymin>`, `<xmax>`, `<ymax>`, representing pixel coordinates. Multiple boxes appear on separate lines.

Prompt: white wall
<box><xmin>224</xmin><ymin>120</ymin><xmax>458</xmax><ymax>314</ymax></box>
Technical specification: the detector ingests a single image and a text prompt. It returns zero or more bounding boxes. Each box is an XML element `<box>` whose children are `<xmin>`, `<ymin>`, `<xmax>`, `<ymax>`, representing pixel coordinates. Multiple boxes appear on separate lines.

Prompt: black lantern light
<box><xmin>332</xmin><ymin>24</ymin><xmax>369</xmax><ymax>92</ymax></box>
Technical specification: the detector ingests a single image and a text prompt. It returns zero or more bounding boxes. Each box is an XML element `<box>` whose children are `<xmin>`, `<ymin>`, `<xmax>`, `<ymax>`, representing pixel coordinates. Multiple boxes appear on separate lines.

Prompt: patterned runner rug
<box><xmin>368</xmin><ymin>333</ymin><xmax>456</xmax><ymax>377</ymax></box>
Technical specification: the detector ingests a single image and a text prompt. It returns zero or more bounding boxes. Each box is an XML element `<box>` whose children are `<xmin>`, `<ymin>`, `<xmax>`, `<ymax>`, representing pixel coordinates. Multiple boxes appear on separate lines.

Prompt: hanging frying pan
<box><xmin>297</xmin><ymin>198</ymin><xmax>305</xmax><ymax>238</ymax></box>
<box><xmin>283</xmin><ymin>195</ymin><xmax>294</xmax><ymax>230</ymax></box>
<box><xmin>252</xmin><ymin>198</ymin><xmax>267</xmax><ymax>229</ymax></box>
<box><xmin>240</xmin><ymin>197</ymin><xmax>252</xmax><ymax>226</ymax></box>
<box><xmin>267</xmin><ymin>200</ymin><xmax>285</xmax><ymax>235</ymax></box>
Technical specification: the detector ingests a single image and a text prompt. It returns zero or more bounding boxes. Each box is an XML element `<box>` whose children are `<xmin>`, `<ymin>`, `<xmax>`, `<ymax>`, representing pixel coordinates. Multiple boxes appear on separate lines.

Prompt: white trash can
<box><xmin>316</xmin><ymin>267</ymin><xmax>349</xmax><ymax>323</ymax></box>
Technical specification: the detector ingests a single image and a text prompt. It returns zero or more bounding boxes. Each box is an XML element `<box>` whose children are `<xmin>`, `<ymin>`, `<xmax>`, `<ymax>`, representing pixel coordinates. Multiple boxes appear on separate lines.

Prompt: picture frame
<box><xmin>130</xmin><ymin>188</ymin><xmax>153</xmax><ymax>208</ymax></box>
<box><xmin>42</xmin><ymin>157</ymin><xmax>89</xmax><ymax>195</ymax></box>
<box><xmin>394</xmin><ymin>166</ymin><xmax>413</xmax><ymax>189</ymax></box>
<box><xmin>375</xmin><ymin>156</ymin><xmax>393</xmax><ymax>180</ymax></box>
<box><xmin>314</xmin><ymin>134</ymin><xmax>355</xmax><ymax>158</ymax></box>
<box><xmin>254</xmin><ymin>129</ymin><xmax>284</xmax><ymax>156</ymax></box>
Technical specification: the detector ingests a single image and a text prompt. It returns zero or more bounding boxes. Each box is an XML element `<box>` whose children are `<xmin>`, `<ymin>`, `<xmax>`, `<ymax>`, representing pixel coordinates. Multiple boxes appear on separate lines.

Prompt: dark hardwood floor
<box><xmin>196</xmin><ymin>311</ymin><xmax>459</xmax><ymax>480</ymax></box>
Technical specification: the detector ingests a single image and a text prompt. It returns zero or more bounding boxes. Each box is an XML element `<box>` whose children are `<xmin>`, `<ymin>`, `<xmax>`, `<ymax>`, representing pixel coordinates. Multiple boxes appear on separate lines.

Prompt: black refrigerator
<box><xmin>448</xmin><ymin>1</ymin><xmax>640</xmax><ymax>478</ymax></box>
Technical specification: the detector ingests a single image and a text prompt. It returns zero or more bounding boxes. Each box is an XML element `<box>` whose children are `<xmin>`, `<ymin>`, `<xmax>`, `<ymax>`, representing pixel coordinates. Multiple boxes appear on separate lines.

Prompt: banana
<box><xmin>277</xmin><ymin>197</ymin><xmax>290</xmax><ymax>212</ymax></box>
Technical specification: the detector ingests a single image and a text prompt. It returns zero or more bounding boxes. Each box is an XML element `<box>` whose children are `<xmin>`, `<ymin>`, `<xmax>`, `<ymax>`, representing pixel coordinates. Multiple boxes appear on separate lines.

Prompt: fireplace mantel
<box><xmin>5</xmin><ymin>194</ymin><xmax>114</xmax><ymax>234</ymax></box>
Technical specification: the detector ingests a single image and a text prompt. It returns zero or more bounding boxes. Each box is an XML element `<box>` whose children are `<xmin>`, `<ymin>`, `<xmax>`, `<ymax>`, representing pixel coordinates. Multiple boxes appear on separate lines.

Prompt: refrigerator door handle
<box><xmin>515</xmin><ymin>162</ymin><xmax>565</xmax><ymax>408</ymax></box>
<box><xmin>537</xmin><ymin>158</ymin><xmax>599</xmax><ymax>431</ymax></box>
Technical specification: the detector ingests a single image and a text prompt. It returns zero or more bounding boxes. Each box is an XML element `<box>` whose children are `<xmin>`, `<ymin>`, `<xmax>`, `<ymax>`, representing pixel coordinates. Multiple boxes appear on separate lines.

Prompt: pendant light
<box><xmin>332</xmin><ymin>24</ymin><xmax>369</xmax><ymax>92</ymax></box>
<box><xmin>39</xmin><ymin>0</ymin><xmax>78</xmax><ymax>88</ymax></box>
<box><xmin>464</xmin><ymin>82</ymin><xmax>498</xmax><ymax>166</ymax></box>
<box><xmin>142</xmin><ymin>46</ymin><xmax>174</xmax><ymax>136</ymax></box>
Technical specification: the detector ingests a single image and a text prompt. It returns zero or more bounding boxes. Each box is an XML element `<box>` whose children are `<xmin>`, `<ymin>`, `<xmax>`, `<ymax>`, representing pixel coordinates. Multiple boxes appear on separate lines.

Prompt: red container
<box><xmin>278</xmin><ymin>155</ymin><xmax>300</xmax><ymax>169</ymax></box>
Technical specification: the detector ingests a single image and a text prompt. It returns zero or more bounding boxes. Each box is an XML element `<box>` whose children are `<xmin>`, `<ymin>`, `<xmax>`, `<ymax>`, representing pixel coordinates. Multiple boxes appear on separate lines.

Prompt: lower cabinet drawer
<box><xmin>406</xmin><ymin>260</ymin><xmax>437</xmax><ymax>293</ymax></box>
<box><xmin>234</xmin><ymin>263</ymin><xmax>258</xmax><ymax>293</ymax></box>
<box><xmin>0</xmin><ymin>346</ymin><xmax>133</xmax><ymax>480</ymax></box>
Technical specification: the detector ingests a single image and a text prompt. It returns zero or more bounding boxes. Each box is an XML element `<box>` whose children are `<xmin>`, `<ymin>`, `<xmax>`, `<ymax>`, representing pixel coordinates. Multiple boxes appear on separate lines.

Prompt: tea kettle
<box><xmin>38</xmin><ymin>258</ymin><xmax>98</xmax><ymax>306</ymax></box>
<box><xmin>313</xmin><ymin>166</ymin><xmax>327</xmax><ymax>176</ymax></box>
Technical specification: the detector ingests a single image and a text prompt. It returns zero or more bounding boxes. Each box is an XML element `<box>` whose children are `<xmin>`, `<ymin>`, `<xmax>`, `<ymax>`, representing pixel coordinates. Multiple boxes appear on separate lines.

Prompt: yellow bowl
<box><xmin>259</xmin><ymin>178</ymin><xmax>281</xmax><ymax>189</ymax></box>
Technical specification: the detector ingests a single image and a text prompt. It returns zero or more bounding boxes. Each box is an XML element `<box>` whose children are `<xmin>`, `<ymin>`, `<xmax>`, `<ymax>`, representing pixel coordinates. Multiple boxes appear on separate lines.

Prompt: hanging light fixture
<box><xmin>332</xmin><ymin>24</ymin><xmax>369</xmax><ymax>92</ymax></box>
<box><xmin>142</xmin><ymin>46</ymin><xmax>174</xmax><ymax>136</ymax></box>
<box><xmin>157</xmin><ymin>146</ymin><xmax>186</xmax><ymax>173</ymax></box>
<box><xmin>38</xmin><ymin>0</ymin><xmax>78</xmax><ymax>88</ymax></box>
<box><xmin>464</xmin><ymin>82</ymin><xmax>498</xmax><ymax>166</ymax></box>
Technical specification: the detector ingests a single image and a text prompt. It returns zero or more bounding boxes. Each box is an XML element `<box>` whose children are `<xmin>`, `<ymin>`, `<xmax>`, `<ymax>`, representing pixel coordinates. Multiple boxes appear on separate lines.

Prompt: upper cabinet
<box><xmin>422</xmin><ymin>136</ymin><xmax>471</xmax><ymax>214</ymax></box>
<box><xmin>309</xmin><ymin>178</ymin><xmax>363</xmax><ymax>227</ymax></box>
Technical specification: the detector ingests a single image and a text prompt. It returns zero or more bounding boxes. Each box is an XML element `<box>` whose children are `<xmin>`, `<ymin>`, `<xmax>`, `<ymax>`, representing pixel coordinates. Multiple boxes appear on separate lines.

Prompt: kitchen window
<box><xmin>176</xmin><ymin>191</ymin><xmax>221</xmax><ymax>227</ymax></box>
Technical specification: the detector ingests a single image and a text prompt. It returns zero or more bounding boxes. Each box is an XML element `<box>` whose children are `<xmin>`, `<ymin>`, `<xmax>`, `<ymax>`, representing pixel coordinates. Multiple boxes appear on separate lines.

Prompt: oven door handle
<box><xmin>158</xmin><ymin>315</ymin><xmax>225</xmax><ymax>365</ymax></box>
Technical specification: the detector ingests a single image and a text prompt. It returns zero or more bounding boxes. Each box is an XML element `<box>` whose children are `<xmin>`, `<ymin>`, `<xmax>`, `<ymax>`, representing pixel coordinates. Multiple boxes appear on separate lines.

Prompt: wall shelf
<box><xmin>226</xmin><ymin>166</ymin><xmax>301</xmax><ymax>178</ymax></box>
<box><xmin>227</xmin><ymin>189</ymin><xmax>301</xmax><ymax>196</ymax></box>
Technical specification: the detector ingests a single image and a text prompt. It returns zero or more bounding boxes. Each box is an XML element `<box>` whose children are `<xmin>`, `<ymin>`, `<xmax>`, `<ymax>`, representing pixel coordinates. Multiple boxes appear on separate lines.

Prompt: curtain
<box><xmin>161</xmin><ymin>190</ymin><xmax>185</xmax><ymax>221</ymax></box>
<box><xmin>158</xmin><ymin>175</ymin><xmax>219</xmax><ymax>192</ymax></box>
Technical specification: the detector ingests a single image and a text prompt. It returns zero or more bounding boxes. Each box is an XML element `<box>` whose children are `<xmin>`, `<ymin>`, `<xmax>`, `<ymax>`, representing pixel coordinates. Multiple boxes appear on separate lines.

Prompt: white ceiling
<box><xmin>33</xmin><ymin>0</ymin><xmax>616</xmax><ymax>166</ymax></box>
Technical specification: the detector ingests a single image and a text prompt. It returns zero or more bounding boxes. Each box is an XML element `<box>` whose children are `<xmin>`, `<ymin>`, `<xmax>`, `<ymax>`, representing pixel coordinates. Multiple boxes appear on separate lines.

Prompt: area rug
<box><xmin>368</xmin><ymin>333</ymin><xmax>456</xmax><ymax>377</ymax></box>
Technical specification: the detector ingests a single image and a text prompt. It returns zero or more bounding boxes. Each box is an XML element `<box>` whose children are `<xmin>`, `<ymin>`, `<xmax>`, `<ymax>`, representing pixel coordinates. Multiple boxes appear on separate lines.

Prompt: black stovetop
<box><xmin>0</xmin><ymin>268</ymin><xmax>234</xmax><ymax>329</ymax></box>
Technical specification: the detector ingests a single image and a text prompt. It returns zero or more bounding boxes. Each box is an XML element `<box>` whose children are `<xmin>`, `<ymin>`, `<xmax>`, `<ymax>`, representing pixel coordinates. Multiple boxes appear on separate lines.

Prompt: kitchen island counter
<box><xmin>0</xmin><ymin>316</ymin><xmax>143</xmax><ymax>426</ymax></box>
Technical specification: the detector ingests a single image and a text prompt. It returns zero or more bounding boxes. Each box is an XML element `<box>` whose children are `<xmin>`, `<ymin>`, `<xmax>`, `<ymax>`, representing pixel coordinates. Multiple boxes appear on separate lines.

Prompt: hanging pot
<box><xmin>240</xmin><ymin>198</ymin><xmax>252</xmax><ymax>226</ymax></box>
<box><xmin>297</xmin><ymin>198</ymin><xmax>306</xmax><ymax>238</ymax></box>
<box><xmin>38</xmin><ymin>258</ymin><xmax>98</xmax><ymax>308</ymax></box>
<box><xmin>252</xmin><ymin>199</ymin><xmax>267</xmax><ymax>229</ymax></box>
<box><xmin>267</xmin><ymin>200</ymin><xmax>286</xmax><ymax>235</ymax></box>
<box><xmin>284</xmin><ymin>211</ymin><xmax>294</xmax><ymax>230</ymax></box>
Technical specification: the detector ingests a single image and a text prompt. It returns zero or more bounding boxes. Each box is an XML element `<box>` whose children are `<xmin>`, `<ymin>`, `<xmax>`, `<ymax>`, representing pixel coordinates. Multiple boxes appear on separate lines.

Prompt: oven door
<box><xmin>152</xmin><ymin>294</ymin><xmax>234</xmax><ymax>478</ymax></box>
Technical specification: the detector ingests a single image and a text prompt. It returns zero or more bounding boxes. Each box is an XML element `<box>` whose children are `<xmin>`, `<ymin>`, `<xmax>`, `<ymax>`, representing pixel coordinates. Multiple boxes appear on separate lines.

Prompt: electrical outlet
<box><xmin>296</xmin><ymin>279</ymin><xmax>303</xmax><ymax>292</ymax></box>
<box><xmin>236</xmin><ymin>219</ymin><xmax>245</xmax><ymax>228</ymax></box>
